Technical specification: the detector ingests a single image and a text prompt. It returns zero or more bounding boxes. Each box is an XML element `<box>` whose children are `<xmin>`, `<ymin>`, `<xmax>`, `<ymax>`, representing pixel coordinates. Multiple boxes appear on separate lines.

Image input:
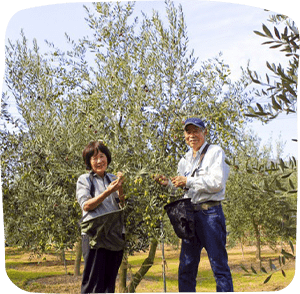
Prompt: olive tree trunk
<box><xmin>127</xmin><ymin>239</ymin><xmax>158</xmax><ymax>293</ymax></box>
<box><xmin>119</xmin><ymin>255</ymin><xmax>128</xmax><ymax>292</ymax></box>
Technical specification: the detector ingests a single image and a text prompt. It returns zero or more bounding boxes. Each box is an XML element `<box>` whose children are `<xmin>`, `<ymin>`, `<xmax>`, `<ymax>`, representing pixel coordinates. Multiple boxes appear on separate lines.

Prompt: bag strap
<box><xmin>182</xmin><ymin>143</ymin><xmax>210</xmax><ymax>192</ymax></box>
<box><xmin>79</xmin><ymin>172</ymin><xmax>96</xmax><ymax>224</ymax></box>
<box><xmin>89</xmin><ymin>172</ymin><xmax>96</xmax><ymax>197</ymax></box>
<box><xmin>89</xmin><ymin>172</ymin><xmax>112</xmax><ymax>198</ymax></box>
<box><xmin>190</xmin><ymin>143</ymin><xmax>210</xmax><ymax>177</ymax></box>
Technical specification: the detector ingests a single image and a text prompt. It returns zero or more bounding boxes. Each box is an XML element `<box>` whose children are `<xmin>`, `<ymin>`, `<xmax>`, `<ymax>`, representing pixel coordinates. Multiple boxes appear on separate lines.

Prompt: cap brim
<box><xmin>184</xmin><ymin>122</ymin><xmax>202</xmax><ymax>130</ymax></box>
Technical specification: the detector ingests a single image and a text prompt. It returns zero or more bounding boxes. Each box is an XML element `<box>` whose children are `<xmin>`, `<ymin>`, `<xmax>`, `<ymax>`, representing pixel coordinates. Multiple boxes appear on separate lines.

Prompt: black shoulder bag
<box><xmin>164</xmin><ymin>144</ymin><xmax>210</xmax><ymax>239</ymax></box>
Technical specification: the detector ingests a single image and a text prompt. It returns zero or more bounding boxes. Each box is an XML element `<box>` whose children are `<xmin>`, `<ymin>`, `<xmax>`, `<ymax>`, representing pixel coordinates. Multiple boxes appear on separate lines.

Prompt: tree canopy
<box><xmin>246</xmin><ymin>14</ymin><xmax>298</xmax><ymax>121</ymax></box>
<box><xmin>2</xmin><ymin>1</ymin><xmax>251</xmax><ymax>253</ymax></box>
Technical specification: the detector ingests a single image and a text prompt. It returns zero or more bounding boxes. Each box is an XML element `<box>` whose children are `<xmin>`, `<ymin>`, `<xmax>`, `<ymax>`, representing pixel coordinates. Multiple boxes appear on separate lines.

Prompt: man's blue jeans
<box><xmin>178</xmin><ymin>204</ymin><xmax>234</xmax><ymax>292</ymax></box>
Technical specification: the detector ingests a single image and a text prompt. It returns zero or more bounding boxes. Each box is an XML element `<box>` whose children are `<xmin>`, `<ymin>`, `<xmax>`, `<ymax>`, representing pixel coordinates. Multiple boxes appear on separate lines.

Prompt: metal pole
<box><xmin>161</xmin><ymin>220</ymin><xmax>167</xmax><ymax>292</ymax></box>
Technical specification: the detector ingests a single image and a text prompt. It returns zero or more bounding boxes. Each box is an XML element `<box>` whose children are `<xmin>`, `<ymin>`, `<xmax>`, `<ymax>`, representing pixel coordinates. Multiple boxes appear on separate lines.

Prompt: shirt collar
<box><xmin>186</xmin><ymin>141</ymin><xmax>207</xmax><ymax>162</ymax></box>
<box><xmin>198</xmin><ymin>141</ymin><xmax>208</xmax><ymax>155</ymax></box>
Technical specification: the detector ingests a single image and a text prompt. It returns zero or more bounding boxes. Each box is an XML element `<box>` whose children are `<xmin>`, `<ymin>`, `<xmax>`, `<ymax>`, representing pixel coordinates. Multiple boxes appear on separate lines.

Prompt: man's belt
<box><xmin>193</xmin><ymin>201</ymin><xmax>221</xmax><ymax>211</ymax></box>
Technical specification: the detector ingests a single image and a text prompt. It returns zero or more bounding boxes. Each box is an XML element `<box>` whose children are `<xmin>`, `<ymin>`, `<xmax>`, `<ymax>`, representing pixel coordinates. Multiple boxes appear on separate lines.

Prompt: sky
<box><xmin>0</xmin><ymin>0</ymin><xmax>298</xmax><ymax>159</ymax></box>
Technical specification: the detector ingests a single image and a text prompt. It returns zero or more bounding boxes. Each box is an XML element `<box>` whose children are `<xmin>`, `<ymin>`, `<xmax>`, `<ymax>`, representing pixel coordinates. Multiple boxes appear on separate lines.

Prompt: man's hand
<box><xmin>153</xmin><ymin>174</ymin><xmax>169</xmax><ymax>186</ymax></box>
<box><xmin>171</xmin><ymin>176</ymin><xmax>187</xmax><ymax>188</ymax></box>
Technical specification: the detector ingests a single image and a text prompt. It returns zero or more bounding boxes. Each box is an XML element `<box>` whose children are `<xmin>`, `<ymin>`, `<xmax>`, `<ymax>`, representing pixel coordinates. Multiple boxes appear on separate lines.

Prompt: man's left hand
<box><xmin>171</xmin><ymin>176</ymin><xmax>187</xmax><ymax>188</ymax></box>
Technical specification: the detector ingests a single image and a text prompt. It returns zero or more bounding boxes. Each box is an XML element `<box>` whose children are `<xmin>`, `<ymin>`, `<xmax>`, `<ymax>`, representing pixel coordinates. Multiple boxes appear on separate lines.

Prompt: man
<box><xmin>155</xmin><ymin>117</ymin><xmax>233</xmax><ymax>292</ymax></box>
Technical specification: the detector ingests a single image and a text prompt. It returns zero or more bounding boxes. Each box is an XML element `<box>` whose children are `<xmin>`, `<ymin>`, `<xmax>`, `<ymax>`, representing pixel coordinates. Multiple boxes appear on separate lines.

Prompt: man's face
<box><xmin>184</xmin><ymin>124</ymin><xmax>207</xmax><ymax>151</ymax></box>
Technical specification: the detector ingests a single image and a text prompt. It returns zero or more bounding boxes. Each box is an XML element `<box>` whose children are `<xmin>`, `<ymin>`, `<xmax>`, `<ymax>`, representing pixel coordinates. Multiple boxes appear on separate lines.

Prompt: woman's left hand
<box><xmin>116</xmin><ymin>172</ymin><xmax>125</xmax><ymax>206</ymax></box>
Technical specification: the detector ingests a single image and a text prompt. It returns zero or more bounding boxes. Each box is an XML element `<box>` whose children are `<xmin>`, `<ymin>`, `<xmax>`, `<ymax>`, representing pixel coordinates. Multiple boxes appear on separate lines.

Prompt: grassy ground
<box><xmin>5</xmin><ymin>244</ymin><xmax>295</xmax><ymax>293</ymax></box>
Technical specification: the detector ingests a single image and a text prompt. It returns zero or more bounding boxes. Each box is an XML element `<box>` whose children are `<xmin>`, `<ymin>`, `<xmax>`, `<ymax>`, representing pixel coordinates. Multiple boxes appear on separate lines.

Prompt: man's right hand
<box><xmin>153</xmin><ymin>174</ymin><xmax>169</xmax><ymax>186</ymax></box>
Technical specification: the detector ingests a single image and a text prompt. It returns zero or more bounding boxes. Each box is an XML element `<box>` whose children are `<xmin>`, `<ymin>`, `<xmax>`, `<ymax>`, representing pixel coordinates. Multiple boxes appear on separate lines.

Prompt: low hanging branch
<box><xmin>240</xmin><ymin>241</ymin><xmax>295</xmax><ymax>284</ymax></box>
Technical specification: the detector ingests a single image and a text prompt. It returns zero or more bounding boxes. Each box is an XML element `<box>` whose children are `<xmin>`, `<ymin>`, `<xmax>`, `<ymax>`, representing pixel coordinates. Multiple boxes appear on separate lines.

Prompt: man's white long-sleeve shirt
<box><xmin>168</xmin><ymin>142</ymin><xmax>230</xmax><ymax>204</ymax></box>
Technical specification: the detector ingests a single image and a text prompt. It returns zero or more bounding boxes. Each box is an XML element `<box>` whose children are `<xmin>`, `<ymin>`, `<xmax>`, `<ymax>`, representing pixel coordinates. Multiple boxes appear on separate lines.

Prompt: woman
<box><xmin>76</xmin><ymin>141</ymin><xmax>125</xmax><ymax>293</ymax></box>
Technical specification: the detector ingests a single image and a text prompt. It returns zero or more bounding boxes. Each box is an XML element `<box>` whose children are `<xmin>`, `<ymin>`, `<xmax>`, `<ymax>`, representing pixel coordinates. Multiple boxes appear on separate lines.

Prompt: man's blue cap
<box><xmin>184</xmin><ymin>118</ymin><xmax>205</xmax><ymax>130</ymax></box>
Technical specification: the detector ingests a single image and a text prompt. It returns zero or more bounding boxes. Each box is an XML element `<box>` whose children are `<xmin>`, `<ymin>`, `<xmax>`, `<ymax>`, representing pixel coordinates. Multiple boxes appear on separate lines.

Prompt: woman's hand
<box><xmin>83</xmin><ymin>174</ymin><xmax>125</xmax><ymax>212</ymax></box>
<box><xmin>117</xmin><ymin>171</ymin><xmax>124</xmax><ymax>179</ymax></box>
<box><xmin>116</xmin><ymin>172</ymin><xmax>125</xmax><ymax>206</ymax></box>
<box><xmin>107</xmin><ymin>176</ymin><xmax>124</xmax><ymax>194</ymax></box>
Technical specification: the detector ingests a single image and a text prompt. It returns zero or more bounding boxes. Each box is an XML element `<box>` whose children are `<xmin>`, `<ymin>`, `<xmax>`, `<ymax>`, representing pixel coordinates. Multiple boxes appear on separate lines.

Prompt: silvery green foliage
<box><xmin>247</xmin><ymin>15</ymin><xmax>298</xmax><ymax>121</ymax></box>
<box><xmin>3</xmin><ymin>1</ymin><xmax>249</xmax><ymax>255</ymax></box>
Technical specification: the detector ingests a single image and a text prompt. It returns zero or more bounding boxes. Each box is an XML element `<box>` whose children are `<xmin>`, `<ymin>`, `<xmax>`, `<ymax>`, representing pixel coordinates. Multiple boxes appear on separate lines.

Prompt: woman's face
<box><xmin>90</xmin><ymin>151</ymin><xmax>108</xmax><ymax>177</ymax></box>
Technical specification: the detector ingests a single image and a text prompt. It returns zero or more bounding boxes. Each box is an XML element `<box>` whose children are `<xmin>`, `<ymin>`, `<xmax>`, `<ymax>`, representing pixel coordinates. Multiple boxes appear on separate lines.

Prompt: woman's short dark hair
<box><xmin>82</xmin><ymin>141</ymin><xmax>112</xmax><ymax>170</ymax></box>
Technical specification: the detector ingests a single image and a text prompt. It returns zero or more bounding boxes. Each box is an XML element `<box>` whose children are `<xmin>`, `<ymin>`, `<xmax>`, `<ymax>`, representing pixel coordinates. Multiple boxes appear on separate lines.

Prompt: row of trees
<box><xmin>1</xmin><ymin>1</ymin><xmax>297</xmax><ymax>291</ymax></box>
<box><xmin>225</xmin><ymin>132</ymin><xmax>297</xmax><ymax>259</ymax></box>
<box><xmin>226</xmin><ymin>11</ymin><xmax>298</xmax><ymax>283</ymax></box>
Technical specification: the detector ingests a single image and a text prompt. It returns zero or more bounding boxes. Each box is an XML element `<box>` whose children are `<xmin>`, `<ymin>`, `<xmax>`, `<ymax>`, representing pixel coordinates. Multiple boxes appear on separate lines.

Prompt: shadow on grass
<box><xmin>6</xmin><ymin>268</ymin><xmax>64</xmax><ymax>288</ymax></box>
